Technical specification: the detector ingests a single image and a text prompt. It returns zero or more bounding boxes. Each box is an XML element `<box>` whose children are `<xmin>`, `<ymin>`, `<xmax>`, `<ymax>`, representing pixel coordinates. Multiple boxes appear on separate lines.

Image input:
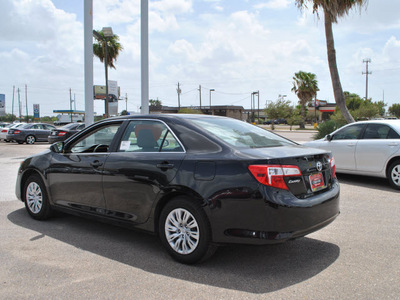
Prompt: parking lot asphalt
<box><xmin>0</xmin><ymin>138</ymin><xmax>399</xmax><ymax>299</ymax></box>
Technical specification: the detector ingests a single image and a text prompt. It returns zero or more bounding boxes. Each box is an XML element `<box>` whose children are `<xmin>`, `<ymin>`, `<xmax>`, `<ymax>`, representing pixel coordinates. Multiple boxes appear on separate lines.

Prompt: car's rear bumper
<box><xmin>48</xmin><ymin>136</ymin><xmax>65</xmax><ymax>143</ymax></box>
<box><xmin>208</xmin><ymin>180</ymin><xmax>340</xmax><ymax>245</ymax></box>
<box><xmin>6</xmin><ymin>134</ymin><xmax>24</xmax><ymax>142</ymax></box>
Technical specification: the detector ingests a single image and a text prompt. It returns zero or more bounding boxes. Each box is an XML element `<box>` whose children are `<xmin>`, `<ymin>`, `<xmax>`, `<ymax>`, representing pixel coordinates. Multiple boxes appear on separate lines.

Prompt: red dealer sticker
<box><xmin>309</xmin><ymin>172</ymin><xmax>326</xmax><ymax>192</ymax></box>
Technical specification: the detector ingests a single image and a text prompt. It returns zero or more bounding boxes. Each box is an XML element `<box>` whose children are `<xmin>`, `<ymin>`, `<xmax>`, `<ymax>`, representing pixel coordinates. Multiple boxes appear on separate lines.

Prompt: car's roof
<box><xmin>110</xmin><ymin>114</ymin><xmax>227</xmax><ymax>121</ymax></box>
<box><xmin>336</xmin><ymin>119</ymin><xmax>400</xmax><ymax>132</ymax></box>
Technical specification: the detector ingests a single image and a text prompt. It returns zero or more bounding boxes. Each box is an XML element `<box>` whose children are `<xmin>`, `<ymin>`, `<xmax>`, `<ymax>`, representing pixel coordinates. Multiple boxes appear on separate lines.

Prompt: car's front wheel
<box><xmin>159</xmin><ymin>197</ymin><xmax>216</xmax><ymax>264</ymax></box>
<box><xmin>23</xmin><ymin>174</ymin><xmax>52</xmax><ymax>220</ymax></box>
<box><xmin>387</xmin><ymin>160</ymin><xmax>400</xmax><ymax>190</ymax></box>
<box><xmin>25</xmin><ymin>135</ymin><xmax>36</xmax><ymax>144</ymax></box>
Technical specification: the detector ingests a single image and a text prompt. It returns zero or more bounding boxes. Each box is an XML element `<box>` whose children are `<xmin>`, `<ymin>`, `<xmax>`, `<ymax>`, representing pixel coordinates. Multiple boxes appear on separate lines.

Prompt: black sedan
<box><xmin>48</xmin><ymin>123</ymin><xmax>85</xmax><ymax>143</ymax></box>
<box><xmin>16</xmin><ymin>114</ymin><xmax>339</xmax><ymax>264</ymax></box>
<box><xmin>7</xmin><ymin>123</ymin><xmax>56</xmax><ymax>144</ymax></box>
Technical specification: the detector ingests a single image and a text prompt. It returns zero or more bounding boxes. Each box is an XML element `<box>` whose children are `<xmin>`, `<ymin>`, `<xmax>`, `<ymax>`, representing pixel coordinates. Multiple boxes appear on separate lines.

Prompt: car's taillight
<box><xmin>1</xmin><ymin>129</ymin><xmax>7</xmax><ymax>133</ymax></box>
<box><xmin>58</xmin><ymin>131</ymin><xmax>67</xmax><ymax>136</ymax></box>
<box><xmin>248</xmin><ymin>165</ymin><xmax>302</xmax><ymax>190</ymax></box>
<box><xmin>13</xmin><ymin>130</ymin><xmax>21</xmax><ymax>134</ymax></box>
<box><xmin>330</xmin><ymin>156</ymin><xmax>336</xmax><ymax>178</ymax></box>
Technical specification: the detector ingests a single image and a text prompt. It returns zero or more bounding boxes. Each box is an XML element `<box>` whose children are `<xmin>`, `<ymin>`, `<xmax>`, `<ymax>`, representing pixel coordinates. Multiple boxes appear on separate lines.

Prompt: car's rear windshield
<box><xmin>190</xmin><ymin>117</ymin><xmax>296</xmax><ymax>148</ymax></box>
<box><xmin>61</xmin><ymin>123</ymin><xmax>79</xmax><ymax>130</ymax></box>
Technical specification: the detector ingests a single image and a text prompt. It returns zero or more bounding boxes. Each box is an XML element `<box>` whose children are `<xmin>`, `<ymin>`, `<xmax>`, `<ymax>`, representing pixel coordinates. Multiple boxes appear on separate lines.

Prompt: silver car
<box><xmin>304</xmin><ymin>120</ymin><xmax>400</xmax><ymax>189</ymax></box>
<box><xmin>0</xmin><ymin>123</ymin><xmax>26</xmax><ymax>142</ymax></box>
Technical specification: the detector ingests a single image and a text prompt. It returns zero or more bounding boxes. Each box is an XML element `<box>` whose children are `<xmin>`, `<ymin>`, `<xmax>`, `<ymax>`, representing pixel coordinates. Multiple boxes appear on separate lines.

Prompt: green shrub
<box><xmin>314</xmin><ymin>120</ymin><xmax>341</xmax><ymax>140</ymax></box>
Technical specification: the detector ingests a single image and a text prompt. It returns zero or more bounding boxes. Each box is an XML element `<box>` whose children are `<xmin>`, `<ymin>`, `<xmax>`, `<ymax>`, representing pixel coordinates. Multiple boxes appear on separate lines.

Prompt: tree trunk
<box><xmin>300</xmin><ymin>98</ymin><xmax>306</xmax><ymax>129</ymax></box>
<box><xmin>324</xmin><ymin>8</ymin><xmax>354</xmax><ymax>123</ymax></box>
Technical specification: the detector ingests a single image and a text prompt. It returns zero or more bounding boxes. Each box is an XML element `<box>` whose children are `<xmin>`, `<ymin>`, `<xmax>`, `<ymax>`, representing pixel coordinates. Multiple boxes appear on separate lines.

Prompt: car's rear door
<box><xmin>102</xmin><ymin>119</ymin><xmax>185</xmax><ymax>223</ymax></box>
<box><xmin>355</xmin><ymin>123</ymin><xmax>400</xmax><ymax>174</ymax></box>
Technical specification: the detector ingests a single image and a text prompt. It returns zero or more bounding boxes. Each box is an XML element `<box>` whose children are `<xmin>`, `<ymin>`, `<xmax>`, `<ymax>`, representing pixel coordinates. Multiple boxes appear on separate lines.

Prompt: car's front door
<box><xmin>47</xmin><ymin>121</ymin><xmax>123</xmax><ymax>210</ymax></box>
<box><xmin>328</xmin><ymin>123</ymin><xmax>365</xmax><ymax>171</ymax></box>
<box><xmin>102</xmin><ymin>120</ymin><xmax>186</xmax><ymax>223</ymax></box>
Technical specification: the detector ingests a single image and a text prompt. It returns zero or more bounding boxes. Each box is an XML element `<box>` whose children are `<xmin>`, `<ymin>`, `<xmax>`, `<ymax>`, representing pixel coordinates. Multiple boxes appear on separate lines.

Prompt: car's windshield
<box><xmin>19</xmin><ymin>123</ymin><xmax>31</xmax><ymax>129</ymax></box>
<box><xmin>190</xmin><ymin>117</ymin><xmax>296</xmax><ymax>148</ymax></box>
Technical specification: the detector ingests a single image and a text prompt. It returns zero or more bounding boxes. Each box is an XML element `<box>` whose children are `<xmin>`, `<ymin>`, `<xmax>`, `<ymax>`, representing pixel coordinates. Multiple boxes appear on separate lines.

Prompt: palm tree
<box><xmin>93</xmin><ymin>30</ymin><xmax>123</xmax><ymax>69</ymax></box>
<box><xmin>93</xmin><ymin>29</ymin><xmax>123</xmax><ymax>117</ymax></box>
<box><xmin>291</xmin><ymin>71</ymin><xmax>319</xmax><ymax>129</ymax></box>
<box><xmin>295</xmin><ymin>0</ymin><xmax>368</xmax><ymax>124</ymax></box>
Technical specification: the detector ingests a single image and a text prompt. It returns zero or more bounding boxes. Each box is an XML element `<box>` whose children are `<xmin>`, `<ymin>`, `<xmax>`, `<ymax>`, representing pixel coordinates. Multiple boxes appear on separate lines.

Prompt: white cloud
<box><xmin>254</xmin><ymin>0</ymin><xmax>291</xmax><ymax>10</ymax></box>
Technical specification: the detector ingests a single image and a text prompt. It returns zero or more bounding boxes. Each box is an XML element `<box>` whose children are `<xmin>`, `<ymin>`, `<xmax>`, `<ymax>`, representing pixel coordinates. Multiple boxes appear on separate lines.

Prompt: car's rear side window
<box><xmin>362</xmin><ymin>124</ymin><xmax>400</xmax><ymax>139</ymax></box>
<box><xmin>118</xmin><ymin>120</ymin><xmax>184</xmax><ymax>153</ymax></box>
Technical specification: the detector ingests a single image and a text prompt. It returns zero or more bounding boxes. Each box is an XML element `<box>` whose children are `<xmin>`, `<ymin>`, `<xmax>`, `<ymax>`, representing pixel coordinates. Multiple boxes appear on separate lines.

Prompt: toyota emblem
<box><xmin>316</xmin><ymin>161</ymin><xmax>323</xmax><ymax>172</ymax></box>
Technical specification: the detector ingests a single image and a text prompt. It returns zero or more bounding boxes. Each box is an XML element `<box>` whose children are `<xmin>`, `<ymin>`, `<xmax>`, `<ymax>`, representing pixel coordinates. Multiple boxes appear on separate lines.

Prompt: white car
<box><xmin>304</xmin><ymin>120</ymin><xmax>400</xmax><ymax>189</ymax></box>
<box><xmin>0</xmin><ymin>123</ymin><xmax>26</xmax><ymax>142</ymax></box>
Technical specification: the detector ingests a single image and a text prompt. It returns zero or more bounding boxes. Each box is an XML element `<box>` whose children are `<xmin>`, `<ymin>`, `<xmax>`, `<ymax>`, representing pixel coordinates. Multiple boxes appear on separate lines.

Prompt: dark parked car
<box><xmin>16</xmin><ymin>114</ymin><xmax>340</xmax><ymax>264</ymax></box>
<box><xmin>7</xmin><ymin>123</ymin><xmax>56</xmax><ymax>144</ymax></box>
<box><xmin>48</xmin><ymin>123</ymin><xmax>85</xmax><ymax>143</ymax></box>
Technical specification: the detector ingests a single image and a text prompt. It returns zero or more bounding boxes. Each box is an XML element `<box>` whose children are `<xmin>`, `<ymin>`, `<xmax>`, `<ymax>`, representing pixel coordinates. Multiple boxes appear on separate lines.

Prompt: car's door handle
<box><xmin>91</xmin><ymin>160</ymin><xmax>103</xmax><ymax>168</ymax></box>
<box><xmin>156</xmin><ymin>163</ymin><xmax>174</xmax><ymax>170</ymax></box>
<box><xmin>347</xmin><ymin>143</ymin><xmax>356</xmax><ymax>147</ymax></box>
<box><xmin>388</xmin><ymin>143</ymin><xmax>398</xmax><ymax>146</ymax></box>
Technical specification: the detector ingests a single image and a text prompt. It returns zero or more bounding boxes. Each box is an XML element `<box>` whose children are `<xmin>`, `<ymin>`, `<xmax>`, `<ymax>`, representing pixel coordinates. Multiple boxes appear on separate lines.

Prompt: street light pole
<box><xmin>104</xmin><ymin>39</ymin><xmax>109</xmax><ymax>117</ymax></box>
<box><xmin>209</xmin><ymin>89</ymin><xmax>215</xmax><ymax>114</ymax></box>
<box><xmin>102</xmin><ymin>27</ymin><xmax>113</xmax><ymax>118</ymax></box>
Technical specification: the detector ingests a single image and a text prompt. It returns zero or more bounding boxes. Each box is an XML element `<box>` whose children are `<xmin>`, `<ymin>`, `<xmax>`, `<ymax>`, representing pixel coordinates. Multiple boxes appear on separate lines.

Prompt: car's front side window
<box><xmin>70</xmin><ymin>123</ymin><xmax>121</xmax><ymax>153</ymax></box>
<box><xmin>332</xmin><ymin>124</ymin><xmax>364</xmax><ymax>140</ymax></box>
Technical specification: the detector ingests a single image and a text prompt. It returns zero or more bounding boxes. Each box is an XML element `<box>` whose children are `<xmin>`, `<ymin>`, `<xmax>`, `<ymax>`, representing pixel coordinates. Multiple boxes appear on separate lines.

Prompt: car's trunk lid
<box><xmin>241</xmin><ymin>145</ymin><xmax>335</xmax><ymax>198</ymax></box>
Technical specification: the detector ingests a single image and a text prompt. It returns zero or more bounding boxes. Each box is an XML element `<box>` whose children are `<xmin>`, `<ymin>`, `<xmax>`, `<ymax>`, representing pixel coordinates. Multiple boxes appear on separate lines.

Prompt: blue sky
<box><xmin>0</xmin><ymin>0</ymin><xmax>399</xmax><ymax>116</ymax></box>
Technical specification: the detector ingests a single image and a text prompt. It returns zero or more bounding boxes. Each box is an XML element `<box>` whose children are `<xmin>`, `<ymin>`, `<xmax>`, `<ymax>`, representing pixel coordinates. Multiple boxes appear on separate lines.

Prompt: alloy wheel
<box><xmin>165</xmin><ymin>208</ymin><xmax>200</xmax><ymax>255</ymax></box>
<box><xmin>391</xmin><ymin>164</ymin><xmax>400</xmax><ymax>186</ymax></box>
<box><xmin>26</xmin><ymin>182</ymin><xmax>43</xmax><ymax>214</ymax></box>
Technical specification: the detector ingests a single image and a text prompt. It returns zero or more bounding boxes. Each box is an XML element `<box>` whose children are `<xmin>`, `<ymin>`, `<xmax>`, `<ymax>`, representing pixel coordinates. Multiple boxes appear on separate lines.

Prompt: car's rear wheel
<box><xmin>387</xmin><ymin>160</ymin><xmax>400</xmax><ymax>190</ymax></box>
<box><xmin>159</xmin><ymin>197</ymin><xmax>216</xmax><ymax>264</ymax></box>
<box><xmin>25</xmin><ymin>135</ymin><xmax>36</xmax><ymax>144</ymax></box>
<box><xmin>23</xmin><ymin>174</ymin><xmax>52</xmax><ymax>220</ymax></box>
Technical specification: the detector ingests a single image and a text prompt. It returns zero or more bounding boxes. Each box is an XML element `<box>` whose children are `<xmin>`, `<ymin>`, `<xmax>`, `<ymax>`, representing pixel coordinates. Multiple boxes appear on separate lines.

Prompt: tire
<box><xmin>17</xmin><ymin>141</ymin><xmax>24</xmax><ymax>144</ymax></box>
<box><xmin>23</xmin><ymin>174</ymin><xmax>52</xmax><ymax>220</ymax></box>
<box><xmin>387</xmin><ymin>160</ymin><xmax>400</xmax><ymax>190</ymax></box>
<box><xmin>159</xmin><ymin>197</ymin><xmax>217</xmax><ymax>264</ymax></box>
<box><xmin>25</xmin><ymin>135</ymin><xmax>36</xmax><ymax>144</ymax></box>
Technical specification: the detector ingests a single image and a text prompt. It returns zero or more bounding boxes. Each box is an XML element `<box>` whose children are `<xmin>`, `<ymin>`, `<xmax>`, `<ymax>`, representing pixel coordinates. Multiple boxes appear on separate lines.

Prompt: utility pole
<box><xmin>12</xmin><ymin>86</ymin><xmax>15</xmax><ymax>122</ymax></box>
<box><xmin>198</xmin><ymin>85</ymin><xmax>202</xmax><ymax>109</ymax></box>
<box><xmin>125</xmin><ymin>93</ymin><xmax>128</xmax><ymax>111</ymax></box>
<box><xmin>25</xmin><ymin>84</ymin><xmax>28</xmax><ymax>122</ymax></box>
<box><xmin>69</xmin><ymin>88</ymin><xmax>73</xmax><ymax>123</ymax></box>
<box><xmin>74</xmin><ymin>93</ymin><xmax>77</xmax><ymax>111</ymax></box>
<box><xmin>177</xmin><ymin>82</ymin><xmax>181</xmax><ymax>109</ymax></box>
<box><xmin>363</xmin><ymin>58</ymin><xmax>372</xmax><ymax>100</ymax></box>
<box><xmin>18</xmin><ymin>88</ymin><xmax>21</xmax><ymax>121</ymax></box>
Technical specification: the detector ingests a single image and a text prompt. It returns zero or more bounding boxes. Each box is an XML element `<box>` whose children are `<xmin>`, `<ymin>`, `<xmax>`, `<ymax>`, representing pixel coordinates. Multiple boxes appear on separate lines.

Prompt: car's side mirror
<box><xmin>50</xmin><ymin>141</ymin><xmax>64</xmax><ymax>153</ymax></box>
<box><xmin>326</xmin><ymin>134</ymin><xmax>332</xmax><ymax>141</ymax></box>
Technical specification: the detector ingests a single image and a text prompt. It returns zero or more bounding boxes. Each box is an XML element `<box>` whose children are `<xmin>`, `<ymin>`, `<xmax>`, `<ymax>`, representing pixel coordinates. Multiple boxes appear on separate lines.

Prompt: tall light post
<box><xmin>93</xmin><ymin>26</ymin><xmax>113</xmax><ymax>118</ymax></box>
<box><xmin>209</xmin><ymin>89</ymin><xmax>215</xmax><ymax>114</ymax></box>
<box><xmin>84</xmin><ymin>0</ymin><xmax>94</xmax><ymax>126</ymax></box>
